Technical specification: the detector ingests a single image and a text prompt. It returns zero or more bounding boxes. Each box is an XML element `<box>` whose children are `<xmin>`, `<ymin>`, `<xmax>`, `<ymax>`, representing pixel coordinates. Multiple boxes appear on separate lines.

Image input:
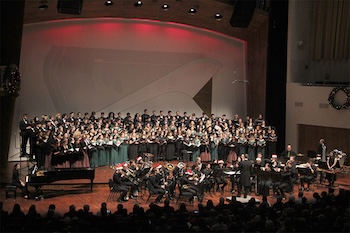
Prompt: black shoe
<box><xmin>244</xmin><ymin>194</ymin><xmax>247</xmax><ymax>198</ymax></box>
<box><xmin>117</xmin><ymin>198</ymin><xmax>124</xmax><ymax>202</ymax></box>
<box><xmin>306</xmin><ymin>188</ymin><xmax>310</xmax><ymax>191</ymax></box>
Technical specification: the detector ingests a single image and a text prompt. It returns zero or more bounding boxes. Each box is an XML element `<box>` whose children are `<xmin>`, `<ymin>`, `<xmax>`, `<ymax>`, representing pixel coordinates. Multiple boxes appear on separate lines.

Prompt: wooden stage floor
<box><xmin>1</xmin><ymin>161</ymin><xmax>350</xmax><ymax>216</ymax></box>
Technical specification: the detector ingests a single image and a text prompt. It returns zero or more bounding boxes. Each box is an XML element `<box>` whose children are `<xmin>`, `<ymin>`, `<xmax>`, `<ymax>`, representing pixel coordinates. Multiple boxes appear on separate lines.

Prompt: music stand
<box><xmin>307</xmin><ymin>150</ymin><xmax>317</xmax><ymax>158</ymax></box>
<box><xmin>297</xmin><ymin>167</ymin><xmax>310</xmax><ymax>176</ymax></box>
<box><xmin>318</xmin><ymin>161</ymin><xmax>327</xmax><ymax>169</ymax></box>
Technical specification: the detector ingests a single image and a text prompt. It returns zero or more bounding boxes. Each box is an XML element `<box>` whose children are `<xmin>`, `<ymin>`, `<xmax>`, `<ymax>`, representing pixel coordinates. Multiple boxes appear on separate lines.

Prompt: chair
<box><xmin>145</xmin><ymin>180</ymin><xmax>161</xmax><ymax>203</ymax></box>
<box><xmin>5</xmin><ymin>185</ymin><xmax>17</xmax><ymax>199</ymax></box>
<box><xmin>176</xmin><ymin>183</ymin><xmax>195</xmax><ymax>205</ymax></box>
<box><xmin>106</xmin><ymin>179</ymin><xmax>122</xmax><ymax>202</ymax></box>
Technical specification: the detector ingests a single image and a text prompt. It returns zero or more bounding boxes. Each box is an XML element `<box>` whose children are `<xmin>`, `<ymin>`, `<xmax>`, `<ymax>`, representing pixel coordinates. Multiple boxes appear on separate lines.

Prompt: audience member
<box><xmin>0</xmin><ymin>187</ymin><xmax>349</xmax><ymax>232</ymax></box>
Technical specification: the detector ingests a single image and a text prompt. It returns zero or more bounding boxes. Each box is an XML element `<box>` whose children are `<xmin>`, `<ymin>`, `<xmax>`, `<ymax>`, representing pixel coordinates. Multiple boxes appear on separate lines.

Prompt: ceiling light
<box><xmin>134</xmin><ymin>1</ymin><xmax>142</xmax><ymax>7</ymax></box>
<box><xmin>215</xmin><ymin>13</ymin><xmax>222</xmax><ymax>20</ymax></box>
<box><xmin>188</xmin><ymin>7</ymin><xmax>196</xmax><ymax>14</ymax></box>
<box><xmin>105</xmin><ymin>0</ymin><xmax>113</xmax><ymax>6</ymax></box>
<box><xmin>161</xmin><ymin>3</ymin><xmax>169</xmax><ymax>10</ymax></box>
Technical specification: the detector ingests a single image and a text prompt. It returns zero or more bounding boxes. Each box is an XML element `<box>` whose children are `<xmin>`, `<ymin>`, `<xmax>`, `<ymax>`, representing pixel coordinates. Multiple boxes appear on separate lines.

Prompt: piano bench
<box><xmin>5</xmin><ymin>185</ymin><xmax>17</xmax><ymax>199</ymax></box>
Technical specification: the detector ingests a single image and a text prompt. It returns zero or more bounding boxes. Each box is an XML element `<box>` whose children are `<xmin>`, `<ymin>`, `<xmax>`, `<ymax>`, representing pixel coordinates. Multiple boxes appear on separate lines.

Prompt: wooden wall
<box><xmin>247</xmin><ymin>12</ymin><xmax>269</xmax><ymax>118</ymax></box>
<box><xmin>298</xmin><ymin>124</ymin><xmax>350</xmax><ymax>155</ymax></box>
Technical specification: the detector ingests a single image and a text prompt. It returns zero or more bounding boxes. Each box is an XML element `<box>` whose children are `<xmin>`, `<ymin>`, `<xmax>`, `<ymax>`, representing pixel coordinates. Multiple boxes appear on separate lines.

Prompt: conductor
<box><xmin>238</xmin><ymin>154</ymin><xmax>253</xmax><ymax>198</ymax></box>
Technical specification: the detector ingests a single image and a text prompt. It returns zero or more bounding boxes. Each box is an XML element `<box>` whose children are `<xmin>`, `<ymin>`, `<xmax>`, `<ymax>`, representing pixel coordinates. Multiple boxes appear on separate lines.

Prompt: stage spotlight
<box><xmin>215</xmin><ymin>13</ymin><xmax>222</xmax><ymax>20</ymax></box>
<box><xmin>105</xmin><ymin>0</ymin><xmax>113</xmax><ymax>6</ymax></box>
<box><xmin>134</xmin><ymin>1</ymin><xmax>142</xmax><ymax>7</ymax></box>
<box><xmin>188</xmin><ymin>7</ymin><xmax>196</xmax><ymax>14</ymax></box>
<box><xmin>161</xmin><ymin>3</ymin><xmax>169</xmax><ymax>10</ymax></box>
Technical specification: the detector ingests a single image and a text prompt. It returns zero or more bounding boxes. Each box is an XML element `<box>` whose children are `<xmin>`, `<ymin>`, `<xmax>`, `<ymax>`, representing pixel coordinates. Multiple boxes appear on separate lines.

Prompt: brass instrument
<box><xmin>125</xmin><ymin>168</ymin><xmax>136</xmax><ymax>177</ymax></box>
<box><xmin>177</xmin><ymin>162</ymin><xmax>185</xmax><ymax>169</ymax></box>
<box><xmin>166</xmin><ymin>163</ymin><xmax>174</xmax><ymax>171</ymax></box>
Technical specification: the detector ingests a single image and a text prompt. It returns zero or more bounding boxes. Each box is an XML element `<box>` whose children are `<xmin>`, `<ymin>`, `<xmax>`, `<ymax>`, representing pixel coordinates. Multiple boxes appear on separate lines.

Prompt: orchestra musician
<box><xmin>202</xmin><ymin>163</ymin><xmax>214</xmax><ymax>194</ymax></box>
<box><xmin>213</xmin><ymin>160</ymin><xmax>228</xmax><ymax>193</ymax></box>
<box><xmin>136</xmin><ymin>156</ymin><xmax>144</xmax><ymax>170</ymax></box>
<box><xmin>280</xmin><ymin>144</ymin><xmax>297</xmax><ymax>162</ymax></box>
<box><xmin>270</xmin><ymin>154</ymin><xmax>281</xmax><ymax>169</ymax></box>
<box><xmin>229</xmin><ymin>158</ymin><xmax>241</xmax><ymax>194</ymax></box>
<box><xmin>317</xmin><ymin>139</ymin><xmax>327</xmax><ymax>161</ymax></box>
<box><xmin>257</xmin><ymin>163</ymin><xmax>273</xmax><ymax>197</ymax></box>
<box><xmin>120</xmin><ymin>162</ymin><xmax>138</xmax><ymax>199</ymax></box>
<box><xmin>326</xmin><ymin>151</ymin><xmax>337</xmax><ymax>186</ymax></box>
<box><xmin>173</xmin><ymin>162</ymin><xmax>185</xmax><ymax>181</ymax></box>
<box><xmin>192</xmin><ymin>157</ymin><xmax>203</xmax><ymax>171</ymax></box>
<box><xmin>112</xmin><ymin>166</ymin><xmax>130</xmax><ymax>202</ymax></box>
<box><xmin>286</xmin><ymin>155</ymin><xmax>298</xmax><ymax>184</ymax></box>
<box><xmin>299</xmin><ymin>159</ymin><xmax>317</xmax><ymax>191</ymax></box>
<box><xmin>193</xmin><ymin>163</ymin><xmax>205</xmax><ymax>196</ymax></box>
<box><xmin>147</xmin><ymin>165</ymin><xmax>167</xmax><ymax>204</ymax></box>
<box><xmin>179</xmin><ymin>169</ymin><xmax>203</xmax><ymax>203</ymax></box>
<box><xmin>253</xmin><ymin>157</ymin><xmax>264</xmax><ymax>195</ymax></box>
<box><xmin>273</xmin><ymin>159</ymin><xmax>293</xmax><ymax>198</ymax></box>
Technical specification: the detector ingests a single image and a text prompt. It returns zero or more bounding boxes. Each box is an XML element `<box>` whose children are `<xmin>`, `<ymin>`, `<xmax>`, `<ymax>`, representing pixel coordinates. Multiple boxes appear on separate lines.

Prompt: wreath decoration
<box><xmin>328</xmin><ymin>87</ymin><xmax>350</xmax><ymax>110</ymax></box>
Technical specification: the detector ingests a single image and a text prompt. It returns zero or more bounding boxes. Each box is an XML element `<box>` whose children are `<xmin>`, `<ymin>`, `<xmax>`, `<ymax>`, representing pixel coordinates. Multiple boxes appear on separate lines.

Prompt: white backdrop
<box><xmin>9</xmin><ymin>18</ymin><xmax>247</xmax><ymax>161</ymax></box>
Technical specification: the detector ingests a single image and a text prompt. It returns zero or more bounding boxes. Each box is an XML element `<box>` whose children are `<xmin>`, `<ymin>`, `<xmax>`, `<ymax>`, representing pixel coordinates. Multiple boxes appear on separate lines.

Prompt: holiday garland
<box><xmin>328</xmin><ymin>87</ymin><xmax>350</xmax><ymax>110</ymax></box>
<box><xmin>3</xmin><ymin>64</ymin><xmax>21</xmax><ymax>97</ymax></box>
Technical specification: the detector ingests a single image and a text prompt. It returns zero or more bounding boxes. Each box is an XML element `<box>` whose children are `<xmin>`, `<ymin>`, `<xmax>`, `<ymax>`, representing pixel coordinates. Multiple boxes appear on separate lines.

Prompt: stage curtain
<box><xmin>311</xmin><ymin>0</ymin><xmax>349</xmax><ymax>60</ymax></box>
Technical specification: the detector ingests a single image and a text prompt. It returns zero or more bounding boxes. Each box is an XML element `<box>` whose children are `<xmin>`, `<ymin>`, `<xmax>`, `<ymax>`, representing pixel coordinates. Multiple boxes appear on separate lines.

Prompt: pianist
<box><xmin>299</xmin><ymin>159</ymin><xmax>317</xmax><ymax>191</ymax></box>
<box><xmin>12</xmin><ymin>163</ymin><xmax>29</xmax><ymax>199</ymax></box>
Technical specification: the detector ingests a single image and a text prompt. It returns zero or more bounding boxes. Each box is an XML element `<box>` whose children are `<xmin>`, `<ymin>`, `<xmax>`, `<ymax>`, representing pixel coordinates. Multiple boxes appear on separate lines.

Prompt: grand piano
<box><xmin>26</xmin><ymin>168</ymin><xmax>95</xmax><ymax>198</ymax></box>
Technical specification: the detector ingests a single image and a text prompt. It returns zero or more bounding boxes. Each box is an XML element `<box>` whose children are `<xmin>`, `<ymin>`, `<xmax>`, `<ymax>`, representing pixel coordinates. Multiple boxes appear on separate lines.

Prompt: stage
<box><xmin>1</xmin><ymin>160</ymin><xmax>350</xmax><ymax>216</ymax></box>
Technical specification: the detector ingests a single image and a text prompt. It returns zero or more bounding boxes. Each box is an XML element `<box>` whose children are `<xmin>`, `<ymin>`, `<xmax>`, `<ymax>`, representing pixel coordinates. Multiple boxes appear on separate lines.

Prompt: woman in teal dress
<box><xmin>110</xmin><ymin>134</ymin><xmax>119</xmax><ymax>166</ymax></box>
<box><xmin>256</xmin><ymin>134</ymin><xmax>266</xmax><ymax>160</ymax></box>
<box><xmin>118</xmin><ymin>131</ymin><xmax>129</xmax><ymax>163</ymax></box>
<box><xmin>237</xmin><ymin>133</ymin><xmax>247</xmax><ymax>156</ymax></box>
<box><xmin>104</xmin><ymin>134</ymin><xmax>112</xmax><ymax>166</ymax></box>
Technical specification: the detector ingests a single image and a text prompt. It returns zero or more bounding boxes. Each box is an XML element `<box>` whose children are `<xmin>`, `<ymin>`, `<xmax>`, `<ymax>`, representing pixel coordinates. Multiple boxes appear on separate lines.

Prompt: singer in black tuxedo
<box><xmin>19</xmin><ymin>114</ymin><xmax>31</xmax><ymax>156</ymax></box>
